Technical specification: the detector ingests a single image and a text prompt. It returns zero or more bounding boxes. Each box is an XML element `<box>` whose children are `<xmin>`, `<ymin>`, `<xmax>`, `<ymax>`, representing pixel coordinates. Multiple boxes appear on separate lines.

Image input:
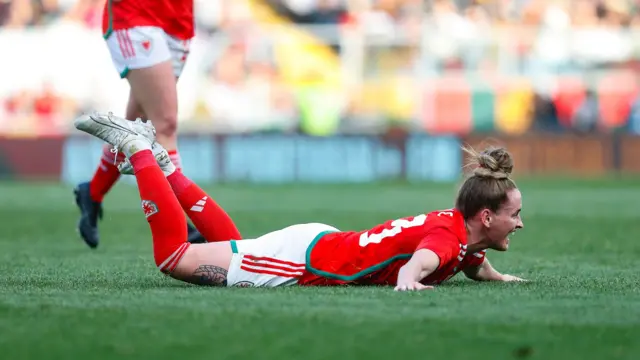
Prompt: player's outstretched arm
<box><xmin>463</xmin><ymin>258</ymin><xmax>526</xmax><ymax>282</ymax></box>
<box><xmin>394</xmin><ymin>249</ymin><xmax>439</xmax><ymax>291</ymax></box>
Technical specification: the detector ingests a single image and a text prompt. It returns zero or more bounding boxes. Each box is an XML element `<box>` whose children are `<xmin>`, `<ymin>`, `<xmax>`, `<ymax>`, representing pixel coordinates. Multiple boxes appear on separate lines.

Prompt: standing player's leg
<box><xmin>126</xmin><ymin>63</ymin><xmax>177</xmax><ymax>151</ymax></box>
<box><xmin>120</xmin><ymin>28</ymin><xmax>184</xmax><ymax>166</ymax></box>
<box><xmin>125</xmin><ymin>92</ymin><xmax>146</xmax><ymax>121</ymax></box>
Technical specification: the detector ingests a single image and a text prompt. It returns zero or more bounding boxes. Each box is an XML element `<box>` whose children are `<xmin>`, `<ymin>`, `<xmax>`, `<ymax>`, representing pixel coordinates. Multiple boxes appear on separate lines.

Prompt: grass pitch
<box><xmin>0</xmin><ymin>179</ymin><xmax>639</xmax><ymax>360</ymax></box>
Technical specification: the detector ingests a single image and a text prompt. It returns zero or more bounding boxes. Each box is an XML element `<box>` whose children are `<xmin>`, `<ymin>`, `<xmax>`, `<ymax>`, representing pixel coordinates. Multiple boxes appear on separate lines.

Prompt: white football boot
<box><xmin>74</xmin><ymin>111</ymin><xmax>156</xmax><ymax>158</ymax></box>
<box><xmin>115</xmin><ymin>118</ymin><xmax>176</xmax><ymax>176</ymax></box>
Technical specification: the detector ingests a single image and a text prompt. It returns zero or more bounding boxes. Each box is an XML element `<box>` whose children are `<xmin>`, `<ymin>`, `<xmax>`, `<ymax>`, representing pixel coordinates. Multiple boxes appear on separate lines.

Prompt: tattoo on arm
<box><xmin>190</xmin><ymin>265</ymin><xmax>228</xmax><ymax>286</ymax></box>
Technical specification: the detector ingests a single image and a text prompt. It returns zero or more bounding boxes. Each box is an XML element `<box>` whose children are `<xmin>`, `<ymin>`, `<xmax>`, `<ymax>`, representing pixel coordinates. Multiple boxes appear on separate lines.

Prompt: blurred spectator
<box><xmin>2</xmin><ymin>0</ymin><xmax>640</xmax><ymax>136</ymax></box>
<box><xmin>0</xmin><ymin>0</ymin><xmax>11</xmax><ymax>26</ymax></box>
<box><xmin>199</xmin><ymin>38</ymin><xmax>297</xmax><ymax>133</ymax></box>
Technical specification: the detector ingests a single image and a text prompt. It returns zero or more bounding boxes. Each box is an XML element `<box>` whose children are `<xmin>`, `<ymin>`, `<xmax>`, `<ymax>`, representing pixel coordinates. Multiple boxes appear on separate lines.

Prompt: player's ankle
<box><xmin>122</xmin><ymin>139</ymin><xmax>152</xmax><ymax>158</ymax></box>
<box><xmin>163</xmin><ymin>166</ymin><xmax>177</xmax><ymax>178</ymax></box>
<box><xmin>128</xmin><ymin>149</ymin><xmax>157</xmax><ymax>173</ymax></box>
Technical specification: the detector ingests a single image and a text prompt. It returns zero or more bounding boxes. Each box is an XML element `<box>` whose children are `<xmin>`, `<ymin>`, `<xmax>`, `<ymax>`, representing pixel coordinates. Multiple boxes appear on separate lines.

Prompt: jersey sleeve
<box><xmin>415</xmin><ymin>227</ymin><xmax>460</xmax><ymax>270</ymax></box>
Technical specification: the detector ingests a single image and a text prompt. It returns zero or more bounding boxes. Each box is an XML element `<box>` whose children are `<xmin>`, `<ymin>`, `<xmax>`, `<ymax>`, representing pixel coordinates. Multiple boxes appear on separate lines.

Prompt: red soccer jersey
<box><xmin>102</xmin><ymin>0</ymin><xmax>194</xmax><ymax>40</ymax></box>
<box><xmin>298</xmin><ymin>209</ymin><xmax>487</xmax><ymax>286</ymax></box>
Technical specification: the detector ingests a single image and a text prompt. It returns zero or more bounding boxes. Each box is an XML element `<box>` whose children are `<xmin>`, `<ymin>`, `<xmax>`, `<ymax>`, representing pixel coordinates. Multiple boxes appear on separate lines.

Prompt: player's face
<box><xmin>486</xmin><ymin>188</ymin><xmax>523</xmax><ymax>251</ymax></box>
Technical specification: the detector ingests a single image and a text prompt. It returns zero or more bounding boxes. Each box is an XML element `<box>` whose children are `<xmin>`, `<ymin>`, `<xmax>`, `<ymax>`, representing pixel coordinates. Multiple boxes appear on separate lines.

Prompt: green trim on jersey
<box><xmin>305</xmin><ymin>231</ymin><xmax>412</xmax><ymax>282</ymax></box>
<box><xmin>119</xmin><ymin>67</ymin><xmax>129</xmax><ymax>79</ymax></box>
<box><xmin>103</xmin><ymin>0</ymin><xmax>114</xmax><ymax>39</ymax></box>
<box><xmin>230</xmin><ymin>240</ymin><xmax>238</xmax><ymax>254</ymax></box>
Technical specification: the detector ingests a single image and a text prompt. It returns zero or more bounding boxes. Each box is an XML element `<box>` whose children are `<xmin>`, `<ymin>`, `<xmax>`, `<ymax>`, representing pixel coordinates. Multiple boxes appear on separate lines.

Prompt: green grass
<box><xmin>1</xmin><ymin>179</ymin><xmax>639</xmax><ymax>360</ymax></box>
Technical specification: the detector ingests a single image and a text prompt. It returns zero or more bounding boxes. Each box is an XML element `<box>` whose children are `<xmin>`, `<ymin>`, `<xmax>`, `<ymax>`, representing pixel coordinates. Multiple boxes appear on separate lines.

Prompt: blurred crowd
<box><xmin>2</xmin><ymin>0</ymin><xmax>640</xmax><ymax>137</ymax></box>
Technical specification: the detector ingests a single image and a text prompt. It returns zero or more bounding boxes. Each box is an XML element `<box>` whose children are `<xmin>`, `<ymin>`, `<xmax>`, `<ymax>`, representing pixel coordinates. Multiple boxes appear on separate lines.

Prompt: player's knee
<box><xmin>154</xmin><ymin>240</ymin><xmax>190</xmax><ymax>274</ymax></box>
<box><xmin>152</xmin><ymin>114</ymin><xmax>178</xmax><ymax>137</ymax></box>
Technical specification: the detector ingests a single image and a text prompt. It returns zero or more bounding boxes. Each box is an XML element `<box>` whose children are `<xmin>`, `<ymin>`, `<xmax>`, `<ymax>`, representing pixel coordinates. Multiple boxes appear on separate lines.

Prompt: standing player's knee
<box><xmin>147</xmin><ymin>112</ymin><xmax>177</xmax><ymax>138</ymax></box>
<box><xmin>155</xmin><ymin>116</ymin><xmax>178</xmax><ymax>137</ymax></box>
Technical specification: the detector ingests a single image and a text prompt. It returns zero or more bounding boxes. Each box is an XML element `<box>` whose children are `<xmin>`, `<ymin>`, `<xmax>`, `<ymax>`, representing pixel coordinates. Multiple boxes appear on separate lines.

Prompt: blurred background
<box><xmin>1</xmin><ymin>0</ymin><xmax>640</xmax><ymax>183</ymax></box>
<box><xmin>2</xmin><ymin>2</ymin><xmax>640</xmax><ymax>357</ymax></box>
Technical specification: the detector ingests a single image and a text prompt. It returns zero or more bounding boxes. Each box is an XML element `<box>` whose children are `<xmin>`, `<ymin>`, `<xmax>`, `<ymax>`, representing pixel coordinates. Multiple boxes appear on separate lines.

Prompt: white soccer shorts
<box><xmin>226</xmin><ymin>223</ymin><xmax>339</xmax><ymax>287</ymax></box>
<box><xmin>104</xmin><ymin>26</ymin><xmax>191</xmax><ymax>78</ymax></box>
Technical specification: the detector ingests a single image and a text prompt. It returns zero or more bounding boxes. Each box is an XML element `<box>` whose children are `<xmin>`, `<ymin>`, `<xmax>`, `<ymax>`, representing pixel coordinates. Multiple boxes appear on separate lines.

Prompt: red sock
<box><xmin>166</xmin><ymin>171</ymin><xmax>241</xmax><ymax>242</ymax></box>
<box><xmin>130</xmin><ymin>150</ymin><xmax>189</xmax><ymax>274</ymax></box>
<box><xmin>89</xmin><ymin>144</ymin><xmax>125</xmax><ymax>202</ymax></box>
<box><xmin>168</xmin><ymin>150</ymin><xmax>182</xmax><ymax>171</ymax></box>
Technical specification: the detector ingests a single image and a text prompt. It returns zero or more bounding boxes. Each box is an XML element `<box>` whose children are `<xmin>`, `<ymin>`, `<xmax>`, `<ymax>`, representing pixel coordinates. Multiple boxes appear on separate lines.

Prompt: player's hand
<box><xmin>501</xmin><ymin>274</ymin><xmax>527</xmax><ymax>282</ymax></box>
<box><xmin>394</xmin><ymin>282</ymin><xmax>434</xmax><ymax>291</ymax></box>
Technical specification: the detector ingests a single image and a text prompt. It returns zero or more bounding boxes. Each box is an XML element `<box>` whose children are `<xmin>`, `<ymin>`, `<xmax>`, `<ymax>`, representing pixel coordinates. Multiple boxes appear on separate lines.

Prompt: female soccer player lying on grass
<box><xmin>74</xmin><ymin>112</ymin><xmax>526</xmax><ymax>291</ymax></box>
